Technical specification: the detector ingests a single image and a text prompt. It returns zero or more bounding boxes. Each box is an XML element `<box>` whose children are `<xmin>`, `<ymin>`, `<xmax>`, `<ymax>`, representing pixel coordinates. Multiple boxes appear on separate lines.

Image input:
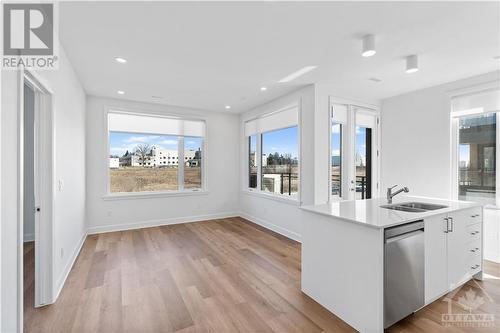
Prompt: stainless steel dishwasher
<box><xmin>384</xmin><ymin>220</ymin><xmax>425</xmax><ymax>328</ymax></box>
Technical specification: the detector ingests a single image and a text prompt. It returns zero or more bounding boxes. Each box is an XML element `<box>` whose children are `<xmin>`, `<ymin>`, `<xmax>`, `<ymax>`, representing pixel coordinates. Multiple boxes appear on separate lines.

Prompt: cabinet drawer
<box><xmin>466</xmin><ymin>242</ymin><xmax>481</xmax><ymax>257</ymax></box>
<box><xmin>465</xmin><ymin>223</ymin><xmax>481</xmax><ymax>242</ymax></box>
<box><xmin>468</xmin><ymin>253</ymin><xmax>482</xmax><ymax>276</ymax></box>
<box><xmin>465</xmin><ymin>208</ymin><xmax>482</xmax><ymax>226</ymax></box>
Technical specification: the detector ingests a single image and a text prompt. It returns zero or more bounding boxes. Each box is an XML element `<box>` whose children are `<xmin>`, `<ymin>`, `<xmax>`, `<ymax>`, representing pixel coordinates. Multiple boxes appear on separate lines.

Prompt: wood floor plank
<box><xmin>24</xmin><ymin>217</ymin><xmax>500</xmax><ymax>333</ymax></box>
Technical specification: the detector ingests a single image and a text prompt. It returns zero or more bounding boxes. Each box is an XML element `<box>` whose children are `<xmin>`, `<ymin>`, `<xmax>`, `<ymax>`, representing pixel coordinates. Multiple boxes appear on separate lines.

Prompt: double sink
<box><xmin>380</xmin><ymin>202</ymin><xmax>448</xmax><ymax>213</ymax></box>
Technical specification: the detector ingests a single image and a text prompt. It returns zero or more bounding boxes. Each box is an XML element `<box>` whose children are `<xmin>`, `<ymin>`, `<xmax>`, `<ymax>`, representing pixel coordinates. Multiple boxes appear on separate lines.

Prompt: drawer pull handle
<box><xmin>471</xmin><ymin>214</ymin><xmax>480</xmax><ymax>218</ymax></box>
<box><xmin>470</xmin><ymin>249</ymin><xmax>476</xmax><ymax>252</ymax></box>
<box><xmin>471</xmin><ymin>264</ymin><xmax>480</xmax><ymax>269</ymax></box>
<box><xmin>470</xmin><ymin>231</ymin><xmax>480</xmax><ymax>235</ymax></box>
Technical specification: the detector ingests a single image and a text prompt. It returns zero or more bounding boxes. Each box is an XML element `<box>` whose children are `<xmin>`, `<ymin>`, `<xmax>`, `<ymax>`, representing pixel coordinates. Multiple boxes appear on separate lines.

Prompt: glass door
<box><xmin>330</xmin><ymin>101</ymin><xmax>379</xmax><ymax>201</ymax></box>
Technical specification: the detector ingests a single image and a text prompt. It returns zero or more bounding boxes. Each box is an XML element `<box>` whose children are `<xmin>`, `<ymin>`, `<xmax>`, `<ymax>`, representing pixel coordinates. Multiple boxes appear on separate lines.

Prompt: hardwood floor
<box><xmin>24</xmin><ymin>217</ymin><xmax>500</xmax><ymax>332</ymax></box>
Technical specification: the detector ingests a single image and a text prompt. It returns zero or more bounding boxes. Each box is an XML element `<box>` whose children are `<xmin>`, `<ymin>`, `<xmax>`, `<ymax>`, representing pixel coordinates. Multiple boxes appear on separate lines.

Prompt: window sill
<box><xmin>102</xmin><ymin>190</ymin><xmax>209</xmax><ymax>201</ymax></box>
<box><xmin>241</xmin><ymin>189</ymin><xmax>300</xmax><ymax>206</ymax></box>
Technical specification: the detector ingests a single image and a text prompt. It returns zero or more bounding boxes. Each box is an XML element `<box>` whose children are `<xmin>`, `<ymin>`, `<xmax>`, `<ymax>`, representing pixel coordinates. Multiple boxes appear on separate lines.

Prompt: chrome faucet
<box><xmin>387</xmin><ymin>185</ymin><xmax>409</xmax><ymax>204</ymax></box>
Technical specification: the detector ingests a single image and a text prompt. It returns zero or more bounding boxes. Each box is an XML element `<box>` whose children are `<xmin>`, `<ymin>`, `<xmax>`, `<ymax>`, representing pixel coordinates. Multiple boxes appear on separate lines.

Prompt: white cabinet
<box><xmin>424</xmin><ymin>213</ymin><xmax>448</xmax><ymax>303</ymax></box>
<box><xmin>424</xmin><ymin>207</ymin><xmax>482</xmax><ymax>303</ymax></box>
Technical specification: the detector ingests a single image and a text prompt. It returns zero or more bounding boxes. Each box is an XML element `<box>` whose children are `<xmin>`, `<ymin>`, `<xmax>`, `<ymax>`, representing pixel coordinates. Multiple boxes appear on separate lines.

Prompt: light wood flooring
<box><xmin>24</xmin><ymin>217</ymin><xmax>500</xmax><ymax>332</ymax></box>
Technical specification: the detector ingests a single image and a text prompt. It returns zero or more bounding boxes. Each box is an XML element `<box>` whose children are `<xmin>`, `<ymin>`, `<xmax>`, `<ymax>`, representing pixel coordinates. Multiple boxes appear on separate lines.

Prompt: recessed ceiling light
<box><xmin>405</xmin><ymin>55</ymin><xmax>419</xmax><ymax>74</ymax></box>
<box><xmin>117</xmin><ymin>90</ymin><xmax>125</xmax><ymax>95</ymax></box>
<box><xmin>369</xmin><ymin>77</ymin><xmax>382</xmax><ymax>83</ymax></box>
<box><xmin>260</xmin><ymin>86</ymin><xmax>267</xmax><ymax>91</ymax></box>
<box><xmin>278</xmin><ymin>66</ymin><xmax>317</xmax><ymax>83</ymax></box>
<box><xmin>115</xmin><ymin>57</ymin><xmax>127</xmax><ymax>63</ymax></box>
<box><xmin>225</xmin><ymin>105</ymin><xmax>231</xmax><ymax>109</ymax></box>
<box><xmin>362</xmin><ymin>34</ymin><xmax>376</xmax><ymax>57</ymax></box>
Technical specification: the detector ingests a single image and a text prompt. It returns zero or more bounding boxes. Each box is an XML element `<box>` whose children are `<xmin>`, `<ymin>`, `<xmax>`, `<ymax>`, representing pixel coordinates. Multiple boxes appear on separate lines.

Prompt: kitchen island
<box><xmin>300</xmin><ymin>196</ymin><xmax>483</xmax><ymax>333</ymax></box>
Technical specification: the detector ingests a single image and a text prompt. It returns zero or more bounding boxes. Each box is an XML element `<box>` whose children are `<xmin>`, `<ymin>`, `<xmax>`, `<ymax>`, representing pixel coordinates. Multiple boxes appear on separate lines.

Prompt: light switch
<box><xmin>57</xmin><ymin>179</ymin><xmax>64</xmax><ymax>191</ymax></box>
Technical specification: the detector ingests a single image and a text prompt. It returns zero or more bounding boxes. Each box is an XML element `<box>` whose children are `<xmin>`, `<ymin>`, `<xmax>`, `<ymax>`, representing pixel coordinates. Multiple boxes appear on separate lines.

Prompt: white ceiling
<box><xmin>60</xmin><ymin>2</ymin><xmax>500</xmax><ymax>113</ymax></box>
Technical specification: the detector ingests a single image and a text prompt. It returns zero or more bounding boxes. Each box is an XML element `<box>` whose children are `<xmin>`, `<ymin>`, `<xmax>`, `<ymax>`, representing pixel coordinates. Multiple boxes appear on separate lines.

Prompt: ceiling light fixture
<box><xmin>278</xmin><ymin>66</ymin><xmax>317</xmax><ymax>83</ymax></box>
<box><xmin>405</xmin><ymin>55</ymin><xmax>419</xmax><ymax>73</ymax></box>
<box><xmin>115</xmin><ymin>57</ymin><xmax>127</xmax><ymax>63</ymax></box>
<box><xmin>260</xmin><ymin>86</ymin><xmax>267</xmax><ymax>91</ymax></box>
<box><xmin>117</xmin><ymin>90</ymin><xmax>125</xmax><ymax>95</ymax></box>
<box><xmin>362</xmin><ymin>34</ymin><xmax>376</xmax><ymax>57</ymax></box>
<box><xmin>225</xmin><ymin>105</ymin><xmax>231</xmax><ymax>110</ymax></box>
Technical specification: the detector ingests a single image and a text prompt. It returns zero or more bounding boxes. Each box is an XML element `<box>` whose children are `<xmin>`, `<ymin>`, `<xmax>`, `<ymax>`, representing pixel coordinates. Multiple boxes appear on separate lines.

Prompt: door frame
<box><xmin>328</xmin><ymin>96</ymin><xmax>380</xmax><ymax>201</ymax></box>
<box><xmin>19</xmin><ymin>69</ymin><xmax>55</xmax><ymax>319</ymax></box>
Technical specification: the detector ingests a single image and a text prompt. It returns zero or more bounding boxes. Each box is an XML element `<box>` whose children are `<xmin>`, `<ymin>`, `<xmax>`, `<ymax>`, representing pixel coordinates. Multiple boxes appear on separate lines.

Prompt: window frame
<box><xmin>103</xmin><ymin>107</ymin><xmax>208</xmax><ymax>199</ymax></box>
<box><xmin>450</xmin><ymin>83</ymin><xmax>500</xmax><ymax>207</ymax></box>
<box><xmin>244</xmin><ymin>103</ymin><xmax>301</xmax><ymax>202</ymax></box>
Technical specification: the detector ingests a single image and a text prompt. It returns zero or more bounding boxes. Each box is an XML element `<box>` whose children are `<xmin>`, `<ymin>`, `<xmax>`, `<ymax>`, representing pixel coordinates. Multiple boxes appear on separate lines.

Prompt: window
<box><xmin>184</xmin><ymin>136</ymin><xmax>203</xmax><ymax>189</ymax></box>
<box><xmin>355</xmin><ymin>126</ymin><xmax>372</xmax><ymax>199</ymax></box>
<box><xmin>452</xmin><ymin>86</ymin><xmax>500</xmax><ymax>205</ymax></box>
<box><xmin>331</xmin><ymin>122</ymin><xmax>342</xmax><ymax>198</ymax></box>
<box><xmin>245</xmin><ymin>105</ymin><xmax>299</xmax><ymax>198</ymax></box>
<box><xmin>248</xmin><ymin>134</ymin><xmax>257</xmax><ymax>188</ymax></box>
<box><xmin>261</xmin><ymin>126</ymin><xmax>299</xmax><ymax>195</ymax></box>
<box><xmin>108</xmin><ymin>111</ymin><xmax>205</xmax><ymax>194</ymax></box>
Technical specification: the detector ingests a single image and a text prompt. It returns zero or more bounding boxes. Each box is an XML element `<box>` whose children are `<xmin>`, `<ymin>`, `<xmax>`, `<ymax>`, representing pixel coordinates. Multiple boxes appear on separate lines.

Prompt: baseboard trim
<box><xmin>53</xmin><ymin>231</ymin><xmax>87</xmax><ymax>302</ymax></box>
<box><xmin>86</xmin><ymin>212</ymin><xmax>239</xmax><ymax>235</ymax></box>
<box><xmin>239</xmin><ymin>211</ymin><xmax>302</xmax><ymax>243</ymax></box>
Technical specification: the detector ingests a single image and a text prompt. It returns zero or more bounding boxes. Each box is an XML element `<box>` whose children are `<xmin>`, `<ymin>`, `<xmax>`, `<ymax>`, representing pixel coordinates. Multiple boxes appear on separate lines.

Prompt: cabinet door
<box><xmin>447</xmin><ymin>209</ymin><xmax>469</xmax><ymax>290</ymax></box>
<box><xmin>424</xmin><ymin>213</ymin><xmax>448</xmax><ymax>303</ymax></box>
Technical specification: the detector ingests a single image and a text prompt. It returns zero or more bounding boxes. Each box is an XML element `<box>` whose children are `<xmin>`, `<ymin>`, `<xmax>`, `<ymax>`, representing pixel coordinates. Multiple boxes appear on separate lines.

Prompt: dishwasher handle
<box><xmin>385</xmin><ymin>229</ymin><xmax>424</xmax><ymax>244</ymax></box>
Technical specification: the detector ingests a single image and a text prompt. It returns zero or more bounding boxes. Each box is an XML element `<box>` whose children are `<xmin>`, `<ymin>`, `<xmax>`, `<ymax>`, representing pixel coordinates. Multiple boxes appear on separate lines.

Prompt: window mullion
<box><xmin>178</xmin><ymin>136</ymin><xmax>185</xmax><ymax>191</ymax></box>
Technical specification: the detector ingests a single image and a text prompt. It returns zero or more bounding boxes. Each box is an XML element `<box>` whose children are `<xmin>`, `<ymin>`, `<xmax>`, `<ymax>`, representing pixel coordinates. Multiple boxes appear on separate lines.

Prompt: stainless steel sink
<box><xmin>397</xmin><ymin>202</ymin><xmax>448</xmax><ymax>211</ymax></box>
<box><xmin>380</xmin><ymin>202</ymin><xmax>447</xmax><ymax>213</ymax></box>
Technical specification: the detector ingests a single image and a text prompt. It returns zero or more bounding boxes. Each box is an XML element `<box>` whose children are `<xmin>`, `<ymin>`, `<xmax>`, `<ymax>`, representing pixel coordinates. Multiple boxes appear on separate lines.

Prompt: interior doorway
<box><xmin>21</xmin><ymin>72</ymin><xmax>54</xmax><ymax>331</ymax></box>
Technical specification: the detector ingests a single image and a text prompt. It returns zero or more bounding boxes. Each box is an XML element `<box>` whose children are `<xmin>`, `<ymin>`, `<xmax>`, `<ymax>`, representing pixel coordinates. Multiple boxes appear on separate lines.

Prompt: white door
<box><xmin>424</xmin><ymin>213</ymin><xmax>448</xmax><ymax>303</ymax></box>
<box><xmin>330</xmin><ymin>101</ymin><xmax>379</xmax><ymax>201</ymax></box>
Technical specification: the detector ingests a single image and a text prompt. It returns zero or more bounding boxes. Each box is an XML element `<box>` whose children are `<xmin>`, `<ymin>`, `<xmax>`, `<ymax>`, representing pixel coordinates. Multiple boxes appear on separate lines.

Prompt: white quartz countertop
<box><xmin>300</xmin><ymin>195</ymin><xmax>482</xmax><ymax>229</ymax></box>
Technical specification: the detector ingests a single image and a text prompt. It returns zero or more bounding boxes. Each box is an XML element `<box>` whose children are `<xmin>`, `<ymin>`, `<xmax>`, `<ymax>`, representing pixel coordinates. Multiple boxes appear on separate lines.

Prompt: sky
<box><xmin>109</xmin><ymin>131</ymin><xmax>202</xmax><ymax>156</ymax></box>
<box><xmin>261</xmin><ymin>126</ymin><xmax>298</xmax><ymax>158</ymax></box>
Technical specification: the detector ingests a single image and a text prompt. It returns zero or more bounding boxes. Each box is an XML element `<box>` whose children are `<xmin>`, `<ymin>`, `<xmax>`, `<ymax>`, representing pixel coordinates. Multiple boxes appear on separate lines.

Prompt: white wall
<box><xmin>239</xmin><ymin>86</ymin><xmax>315</xmax><ymax>241</ymax></box>
<box><xmin>85</xmin><ymin>96</ymin><xmax>240</xmax><ymax>233</ymax></box>
<box><xmin>380</xmin><ymin>70</ymin><xmax>500</xmax><ymax>262</ymax></box>
<box><xmin>1</xmin><ymin>46</ymin><xmax>87</xmax><ymax>332</ymax></box>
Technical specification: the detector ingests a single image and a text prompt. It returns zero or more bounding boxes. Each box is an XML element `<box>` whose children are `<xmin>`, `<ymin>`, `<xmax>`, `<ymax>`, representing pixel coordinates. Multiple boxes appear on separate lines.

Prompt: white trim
<box><xmin>53</xmin><ymin>232</ymin><xmax>86</xmax><ymax>302</ymax></box>
<box><xmin>102</xmin><ymin>190</ymin><xmax>209</xmax><ymax>201</ymax></box>
<box><xmin>239</xmin><ymin>211</ymin><xmax>301</xmax><ymax>243</ymax></box>
<box><xmin>242</xmin><ymin>189</ymin><xmax>300</xmax><ymax>205</ymax></box>
<box><xmin>87</xmin><ymin>212</ymin><xmax>239</xmax><ymax>235</ymax></box>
